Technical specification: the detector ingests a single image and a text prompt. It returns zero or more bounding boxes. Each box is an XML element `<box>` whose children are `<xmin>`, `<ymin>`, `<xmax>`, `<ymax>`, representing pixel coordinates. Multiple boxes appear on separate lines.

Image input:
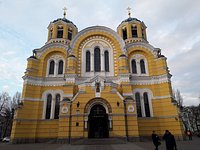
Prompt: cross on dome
<box><xmin>127</xmin><ymin>7</ymin><xmax>131</xmax><ymax>18</ymax></box>
<box><xmin>63</xmin><ymin>7</ymin><xmax>67</xmax><ymax>18</ymax></box>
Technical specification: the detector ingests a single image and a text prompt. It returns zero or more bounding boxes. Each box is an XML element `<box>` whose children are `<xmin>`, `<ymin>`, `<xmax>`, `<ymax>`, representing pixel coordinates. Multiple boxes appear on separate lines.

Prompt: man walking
<box><xmin>152</xmin><ymin>131</ymin><xmax>161</xmax><ymax>150</ymax></box>
<box><xmin>163</xmin><ymin>130</ymin><xmax>177</xmax><ymax>150</ymax></box>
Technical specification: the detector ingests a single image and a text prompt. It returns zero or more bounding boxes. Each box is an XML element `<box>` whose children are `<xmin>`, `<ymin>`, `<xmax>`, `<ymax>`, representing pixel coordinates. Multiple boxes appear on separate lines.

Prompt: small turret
<box><xmin>117</xmin><ymin>7</ymin><xmax>147</xmax><ymax>44</ymax></box>
<box><xmin>46</xmin><ymin>7</ymin><xmax>78</xmax><ymax>45</ymax></box>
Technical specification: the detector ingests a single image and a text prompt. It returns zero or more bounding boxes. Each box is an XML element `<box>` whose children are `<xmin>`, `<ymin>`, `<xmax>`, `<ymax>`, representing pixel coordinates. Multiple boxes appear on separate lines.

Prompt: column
<box><xmin>141</xmin><ymin>95</ymin><xmax>146</xmax><ymax>117</ymax></box>
<box><xmin>54</xmin><ymin>61</ymin><xmax>58</xmax><ymax>77</ymax></box>
<box><xmin>101</xmin><ymin>53</ymin><xmax>105</xmax><ymax>72</ymax></box>
<box><xmin>84</xmin><ymin>116</ymin><xmax>88</xmax><ymax>130</ymax></box>
<box><xmin>91</xmin><ymin>53</ymin><xmax>94</xmax><ymax>72</ymax></box>
<box><xmin>50</xmin><ymin>97</ymin><xmax>55</xmax><ymax>119</ymax></box>
<box><xmin>109</xmin><ymin>116</ymin><xmax>112</xmax><ymax>129</ymax></box>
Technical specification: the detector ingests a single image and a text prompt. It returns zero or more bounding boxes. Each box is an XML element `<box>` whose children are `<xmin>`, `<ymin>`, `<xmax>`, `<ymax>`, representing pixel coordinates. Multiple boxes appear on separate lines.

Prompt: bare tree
<box><xmin>0</xmin><ymin>92</ymin><xmax>10</xmax><ymax>113</ymax></box>
<box><xmin>0</xmin><ymin>92</ymin><xmax>21</xmax><ymax>138</ymax></box>
<box><xmin>175</xmin><ymin>89</ymin><xmax>183</xmax><ymax>108</ymax></box>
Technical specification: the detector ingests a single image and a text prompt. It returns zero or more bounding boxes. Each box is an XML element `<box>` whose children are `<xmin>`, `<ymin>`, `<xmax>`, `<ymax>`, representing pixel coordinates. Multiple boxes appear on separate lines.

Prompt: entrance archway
<box><xmin>88</xmin><ymin>104</ymin><xmax>109</xmax><ymax>138</ymax></box>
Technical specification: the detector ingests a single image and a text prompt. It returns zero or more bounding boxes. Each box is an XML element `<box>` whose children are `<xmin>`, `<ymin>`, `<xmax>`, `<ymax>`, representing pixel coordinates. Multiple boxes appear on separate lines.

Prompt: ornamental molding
<box><xmin>23</xmin><ymin>76</ymin><xmax>65</xmax><ymax>86</ymax></box>
<box><xmin>23</xmin><ymin>73</ymin><xmax>171</xmax><ymax>87</ymax></box>
<box><xmin>70</xmin><ymin>26</ymin><xmax>125</xmax><ymax>51</ymax></box>
<box><xmin>126</xmin><ymin>42</ymin><xmax>160</xmax><ymax>58</ymax></box>
<box><xmin>130</xmin><ymin>74</ymin><xmax>171</xmax><ymax>85</ymax></box>
<box><xmin>21</xmin><ymin>98</ymin><xmax>42</xmax><ymax>101</ymax></box>
<box><xmin>34</xmin><ymin>43</ymin><xmax>68</xmax><ymax>58</ymax></box>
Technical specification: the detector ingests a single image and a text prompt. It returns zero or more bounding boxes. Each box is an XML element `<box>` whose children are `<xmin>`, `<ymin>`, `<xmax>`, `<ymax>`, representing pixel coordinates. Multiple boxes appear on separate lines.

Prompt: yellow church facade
<box><xmin>11</xmin><ymin>11</ymin><xmax>184</xmax><ymax>143</ymax></box>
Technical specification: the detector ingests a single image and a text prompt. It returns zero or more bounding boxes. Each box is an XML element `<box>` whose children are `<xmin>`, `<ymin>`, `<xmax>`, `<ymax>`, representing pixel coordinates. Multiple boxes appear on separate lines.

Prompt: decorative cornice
<box><xmin>23</xmin><ymin>75</ymin><xmax>65</xmax><ymax>86</ymax></box>
<box><xmin>23</xmin><ymin>73</ymin><xmax>171</xmax><ymax>87</ymax></box>
<box><xmin>34</xmin><ymin>43</ymin><xmax>68</xmax><ymax>58</ymax></box>
<box><xmin>70</xmin><ymin>26</ymin><xmax>125</xmax><ymax>51</ymax></box>
<box><xmin>125</xmin><ymin>42</ymin><xmax>160</xmax><ymax>58</ymax></box>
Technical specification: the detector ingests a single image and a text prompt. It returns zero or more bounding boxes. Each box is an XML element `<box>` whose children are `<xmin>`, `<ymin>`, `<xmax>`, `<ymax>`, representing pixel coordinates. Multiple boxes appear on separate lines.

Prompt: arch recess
<box><xmin>84</xmin><ymin>98</ymin><xmax>112</xmax><ymax>114</ymax></box>
<box><xmin>70</xmin><ymin>26</ymin><xmax>125</xmax><ymax>54</ymax></box>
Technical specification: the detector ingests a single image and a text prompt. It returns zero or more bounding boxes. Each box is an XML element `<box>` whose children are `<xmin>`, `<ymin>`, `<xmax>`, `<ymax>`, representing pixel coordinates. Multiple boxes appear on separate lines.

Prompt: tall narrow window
<box><xmin>142</xmin><ymin>27</ymin><xmax>145</xmax><ymax>38</ymax></box>
<box><xmin>46</xmin><ymin>94</ymin><xmax>52</xmax><ymax>119</ymax></box>
<box><xmin>143</xmin><ymin>92</ymin><xmax>150</xmax><ymax>117</ymax></box>
<box><xmin>140</xmin><ymin>59</ymin><xmax>146</xmax><ymax>74</ymax></box>
<box><xmin>50</xmin><ymin>28</ymin><xmax>53</xmax><ymax>39</ymax></box>
<box><xmin>104</xmin><ymin>51</ymin><xmax>109</xmax><ymax>72</ymax></box>
<box><xmin>54</xmin><ymin>94</ymin><xmax>60</xmax><ymax>119</ymax></box>
<box><xmin>58</xmin><ymin>60</ymin><xmax>64</xmax><ymax>74</ymax></box>
<box><xmin>135</xmin><ymin>92</ymin><xmax>142</xmax><ymax>117</ymax></box>
<box><xmin>94</xmin><ymin>47</ymin><xmax>101</xmax><ymax>72</ymax></box>
<box><xmin>57</xmin><ymin>26</ymin><xmax>63</xmax><ymax>38</ymax></box>
<box><xmin>49</xmin><ymin>60</ymin><xmax>55</xmax><ymax>75</ymax></box>
<box><xmin>131</xmin><ymin>59</ymin><xmax>137</xmax><ymax>73</ymax></box>
<box><xmin>122</xmin><ymin>27</ymin><xmax>127</xmax><ymax>40</ymax></box>
<box><xmin>86</xmin><ymin>51</ymin><xmax>90</xmax><ymax>72</ymax></box>
<box><xmin>131</xmin><ymin>25</ymin><xmax>138</xmax><ymax>38</ymax></box>
<box><xmin>68</xmin><ymin>28</ymin><xmax>73</xmax><ymax>40</ymax></box>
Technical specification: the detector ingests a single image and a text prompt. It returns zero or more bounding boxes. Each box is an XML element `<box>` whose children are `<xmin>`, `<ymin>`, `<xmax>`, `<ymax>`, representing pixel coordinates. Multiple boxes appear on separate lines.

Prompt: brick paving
<box><xmin>1</xmin><ymin>137</ymin><xmax>199</xmax><ymax>150</ymax></box>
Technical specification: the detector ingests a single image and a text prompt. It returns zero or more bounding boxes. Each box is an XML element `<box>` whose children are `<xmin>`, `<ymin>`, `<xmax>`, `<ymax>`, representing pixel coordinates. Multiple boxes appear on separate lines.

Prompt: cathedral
<box><xmin>11</xmin><ymin>8</ymin><xmax>184</xmax><ymax>143</ymax></box>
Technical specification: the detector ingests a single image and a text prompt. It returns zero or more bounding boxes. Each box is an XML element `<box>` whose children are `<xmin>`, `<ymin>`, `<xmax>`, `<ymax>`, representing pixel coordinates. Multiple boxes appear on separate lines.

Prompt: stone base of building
<box><xmin>11</xmin><ymin>138</ymin><xmax>57</xmax><ymax>144</ymax></box>
<box><xmin>127</xmin><ymin>136</ymin><xmax>140</xmax><ymax>142</ymax></box>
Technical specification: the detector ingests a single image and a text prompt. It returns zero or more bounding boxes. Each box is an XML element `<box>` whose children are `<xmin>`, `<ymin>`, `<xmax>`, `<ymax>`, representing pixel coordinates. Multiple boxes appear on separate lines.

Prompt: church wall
<box><xmin>138</xmin><ymin>117</ymin><xmax>183</xmax><ymax>139</ymax></box>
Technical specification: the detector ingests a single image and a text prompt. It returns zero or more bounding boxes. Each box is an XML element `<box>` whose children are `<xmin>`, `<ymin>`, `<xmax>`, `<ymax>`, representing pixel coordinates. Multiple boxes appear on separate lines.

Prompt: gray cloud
<box><xmin>0</xmin><ymin>0</ymin><xmax>199</xmax><ymax>105</ymax></box>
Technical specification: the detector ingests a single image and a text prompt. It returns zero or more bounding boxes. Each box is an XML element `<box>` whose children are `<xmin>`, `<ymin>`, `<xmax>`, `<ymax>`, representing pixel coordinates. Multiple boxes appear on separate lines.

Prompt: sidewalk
<box><xmin>0</xmin><ymin>137</ymin><xmax>199</xmax><ymax>150</ymax></box>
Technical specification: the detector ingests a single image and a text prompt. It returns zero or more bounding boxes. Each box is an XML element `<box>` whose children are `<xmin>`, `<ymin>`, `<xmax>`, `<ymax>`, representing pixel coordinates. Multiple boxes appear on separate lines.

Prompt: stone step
<box><xmin>71</xmin><ymin>138</ymin><xmax>127</xmax><ymax>145</ymax></box>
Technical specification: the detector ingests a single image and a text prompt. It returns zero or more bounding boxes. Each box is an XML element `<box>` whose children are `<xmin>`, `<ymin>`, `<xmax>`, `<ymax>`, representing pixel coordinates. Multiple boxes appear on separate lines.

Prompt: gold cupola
<box><xmin>46</xmin><ymin>7</ymin><xmax>78</xmax><ymax>45</ymax></box>
<box><xmin>117</xmin><ymin>7</ymin><xmax>147</xmax><ymax>44</ymax></box>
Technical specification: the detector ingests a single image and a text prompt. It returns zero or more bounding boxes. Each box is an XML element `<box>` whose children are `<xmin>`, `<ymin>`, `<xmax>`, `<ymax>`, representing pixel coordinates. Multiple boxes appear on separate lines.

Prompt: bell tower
<box><xmin>117</xmin><ymin>7</ymin><xmax>147</xmax><ymax>44</ymax></box>
<box><xmin>46</xmin><ymin>7</ymin><xmax>78</xmax><ymax>45</ymax></box>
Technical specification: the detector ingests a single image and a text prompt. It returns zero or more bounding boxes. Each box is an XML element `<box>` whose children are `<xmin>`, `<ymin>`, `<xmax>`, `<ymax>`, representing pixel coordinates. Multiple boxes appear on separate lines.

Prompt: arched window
<box><xmin>135</xmin><ymin>92</ymin><xmax>142</xmax><ymax>117</ymax></box>
<box><xmin>142</xmin><ymin>27</ymin><xmax>145</xmax><ymax>38</ymax></box>
<box><xmin>68</xmin><ymin>28</ymin><xmax>73</xmax><ymax>40</ymax></box>
<box><xmin>86</xmin><ymin>51</ymin><xmax>90</xmax><ymax>72</ymax></box>
<box><xmin>131</xmin><ymin>59</ymin><xmax>137</xmax><ymax>73</ymax></box>
<box><xmin>122</xmin><ymin>27</ymin><xmax>127</xmax><ymax>40</ymax></box>
<box><xmin>57</xmin><ymin>26</ymin><xmax>63</xmax><ymax>38</ymax></box>
<box><xmin>49</xmin><ymin>60</ymin><xmax>55</xmax><ymax>75</ymax></box>
<box><xmin>131</xmin><ymin>25</ymin><xmax>138</xmax><ymax>38</ymax></box>
<box><xmin>50</xmin><ymin>28</ymin><xmax>53</xmax><ymax>39</ymax></box>
<box><xmin>58</xmin><ymin>60</ymin><xmax>64</xmax><ymax>74</ymax></box>
<box><xmin>104</xmin><ymin>51</ymin><xmax>109</xmax><ymax>72</ymax></box>
<box><xmin>54</xmin><ymin>94</ymin><xmax>60</xmax><ymax>119</ymax></box>
<box><xmin>140</xmin><ymin>59</ymin><xmax>146</xmax><ymax>74</ymax></box>
<box><xmin>46</xmin><ymin>94</ymin><xmax>52</xmax><ymax>119</ymax></box>
<box><xmin>94</xmin><ymin>47</ymin><xmax>101</xmax><ymax>72</ymax></box>
<box><xmin>143</xmin><ymin>92</ymin><xmax>150</xmax><ymax>117</ymax></box>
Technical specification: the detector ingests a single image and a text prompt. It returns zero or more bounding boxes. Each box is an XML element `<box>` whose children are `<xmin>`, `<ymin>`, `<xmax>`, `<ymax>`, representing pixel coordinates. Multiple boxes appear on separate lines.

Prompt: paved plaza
<box><xmin>0</xmin><ymin>137</ymin><xmax>199</xmax><ymax>150</ymax></box>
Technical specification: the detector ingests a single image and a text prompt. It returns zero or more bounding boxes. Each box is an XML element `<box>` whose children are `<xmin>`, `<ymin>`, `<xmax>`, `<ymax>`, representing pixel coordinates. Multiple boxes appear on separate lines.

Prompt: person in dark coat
<box><xmin>152</xmin><ymin>131</ymin><xmax>161</xmax><ymax>150</ymax></box>
<box><xmin>163</xmin><ymin>130</ymin><xmax>177</xmax><ymax>150</ymax></box>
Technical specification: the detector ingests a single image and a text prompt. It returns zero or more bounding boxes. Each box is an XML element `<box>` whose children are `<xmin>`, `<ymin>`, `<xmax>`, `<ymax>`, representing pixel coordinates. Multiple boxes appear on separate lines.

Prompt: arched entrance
<box><xmin>88</xmin><ymin>104</ymin><xmax>109</xmax><ymax>138</ymax></box>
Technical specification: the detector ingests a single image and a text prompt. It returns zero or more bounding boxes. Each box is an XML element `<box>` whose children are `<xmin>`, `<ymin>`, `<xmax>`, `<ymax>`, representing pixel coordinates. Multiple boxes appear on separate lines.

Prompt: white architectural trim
<box><xmin>126</xmin><ymin>42</ymin><xmax>158</xmax><ymax>58</ymax></box>
<box><xmin>34</xmin><ymin>43</ymin><xmax>68</xmax><ymax>58</ymax></box>
<box><xmin>116</xmin><ymin>92</ymin><xmax>124</xmax><ymax>101</ymax></box>
<box><xmin>42</xmin><ymin>90</ymin><xmax>64</xmax><ymax>119</ymax></box>
<box><xmin>21</xmin><ymin>98</ymin><xmax>42</xmax><ymax>101</ymax></box>
<box><xmin>87</xmin><ymin>101</ymin><xmax>109</xmax><ymax>114</ymax></box>
<box><xmin>81</xmin><ymin>38</ymin><xmax>114</xmax><ymax>77</ymax></box>
<box><xmin>46</xmin><ymin>55</ymin><xmax>65</xmax><ymax>77</ymax></box>
<box><xmin>130</xmin><ymin>54</ymin><xmax>149</xmax><ymax>76</ymax></box>
<box><xmin>70</xmin><ymin>26</ymin><xmax>125</xmax><ymax>52</ymax></box>
<box><xmin>133</xmin><ymin>88</ymin><xmax>153</xmax><ymax>117</ymax></box>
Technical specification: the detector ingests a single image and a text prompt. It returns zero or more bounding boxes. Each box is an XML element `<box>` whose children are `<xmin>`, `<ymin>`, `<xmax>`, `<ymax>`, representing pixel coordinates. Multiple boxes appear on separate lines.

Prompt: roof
<box><xmin>121</xmin><ymin>17</ymin><xmax>141</xmax><ymax>24</ymax></box>
<box><xmin>119</xmin><ymin>54</ymin><xmax>127</xmax><ymax>58</ymax></box>
<box><xmin>52</xmin><ymin>18</ymin><xmax>77</xmax><ymax>28</ymax></box>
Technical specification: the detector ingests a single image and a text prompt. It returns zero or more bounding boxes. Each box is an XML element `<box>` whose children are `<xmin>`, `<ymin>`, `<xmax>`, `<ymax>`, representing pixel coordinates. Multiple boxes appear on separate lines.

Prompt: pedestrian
<box><xmin>187</xmin><ymin>130</ymin><xmax>192</xmax><ymax>140</ymax></box>
<box><xmin>152</xmin><ymin>130</ymin><xmax>161</xmax><ymax>150</ymax></box>
<box><xmin>163</xmin><ymin>130</ymin><xmax>178</xmax><ymax>150</ymax></box>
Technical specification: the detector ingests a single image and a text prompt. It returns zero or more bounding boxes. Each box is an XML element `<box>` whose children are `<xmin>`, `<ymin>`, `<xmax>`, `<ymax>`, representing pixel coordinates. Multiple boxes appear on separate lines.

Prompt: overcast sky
<box><xmin>0</xmin><ymin>0</ymin><xmax>199</xmax><ymax>106</ymax></box>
